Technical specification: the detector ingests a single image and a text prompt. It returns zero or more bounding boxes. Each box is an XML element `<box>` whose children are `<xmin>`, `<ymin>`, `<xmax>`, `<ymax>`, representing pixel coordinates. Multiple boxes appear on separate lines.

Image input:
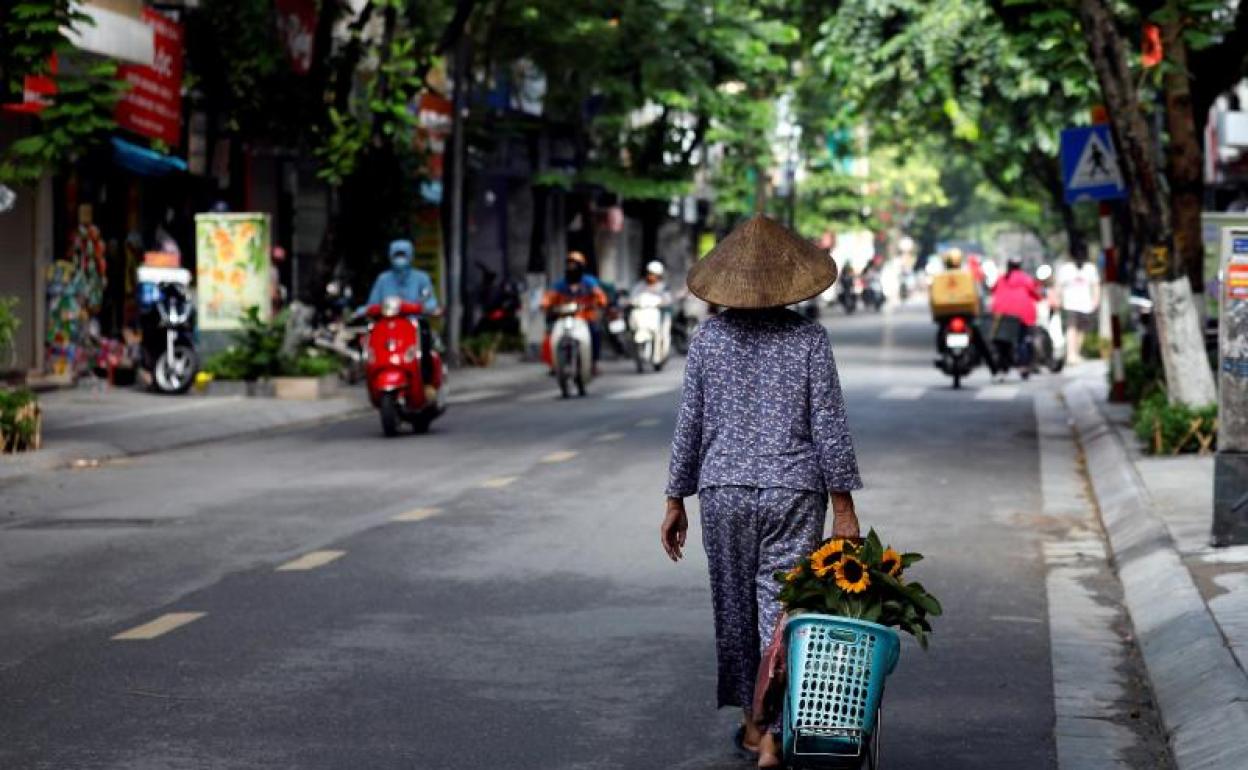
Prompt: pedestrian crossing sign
<box><xmin>1060</xmin><ymin>125</ymin><xmax>1126</xmax><ymax>204</ymax></box>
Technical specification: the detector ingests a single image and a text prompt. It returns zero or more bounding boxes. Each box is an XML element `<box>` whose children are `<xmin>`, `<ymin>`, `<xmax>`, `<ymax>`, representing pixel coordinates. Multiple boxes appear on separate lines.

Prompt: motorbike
<box><xmin>311</xmin><ymin>280</ymin><xmax>365</xmax><ymax>383</ymax></box>
<box><xmin>934</xmin><ymin>314</ymin><xmax>981</xmax><ymax>389</ymax></box>
<box><xmin>861</xmin><ymin>273</ymin><xmax>885</xmax><ymax>312</ymax></box>
<box><xmin>671</xmin><ymin>290</ymin><xmax>699</xmax><ymax>356</ymax></box>
<box><xmin>628</xmin><ymin>292</ymin><xmax>671</xmax><ymax>373</ymax></box>
<box><xmin>838</xmin><ymin>273</ymin><xmax>859</xmax><ymax>314</ymax></box>
<box><xmin>985</xmin><ymin>313</ymin><xmax>1032</xmax><ymax>380</ymax></box>
<box><xmin>473</xmin><ymin>267</ymin><xmax>522</xmax><ymax>337</ymax></box>
<box><xmin>551</xmin><ymin>302</ymin><xmax>594</xmax><ymax>397</ymax></box>
<box><xmin>362</xmin><ymin>296</ymin><xmax>446</xmax><ymax>436</ymax></box>
<box><xmin>138</xmin><ymin>268</ymin><xmax>198</xmax><ymax>394</ymax></box>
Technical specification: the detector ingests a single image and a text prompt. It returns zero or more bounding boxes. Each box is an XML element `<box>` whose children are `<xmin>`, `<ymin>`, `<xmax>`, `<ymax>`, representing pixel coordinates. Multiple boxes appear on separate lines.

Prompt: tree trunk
<box><xmin>1077</xmin><ymin>0</ymin><xmax>1215</xmax><ymax>407</ymax></box>
<box><xmin>1161</xmin><ymin>13</ymin><xmax>1205</xmax><ymax>295</ymax></box>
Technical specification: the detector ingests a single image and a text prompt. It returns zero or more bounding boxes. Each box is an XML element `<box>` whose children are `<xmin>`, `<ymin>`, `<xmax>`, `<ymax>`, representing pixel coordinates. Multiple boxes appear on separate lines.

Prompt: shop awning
<box><xmin>111</xmin><ymin>137</ymin><xmax>187</xmax><ymax>176</ymax></box>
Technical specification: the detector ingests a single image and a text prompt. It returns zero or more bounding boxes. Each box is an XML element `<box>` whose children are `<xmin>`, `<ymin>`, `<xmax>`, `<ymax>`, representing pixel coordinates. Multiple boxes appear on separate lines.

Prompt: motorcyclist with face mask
<box><xmin>364</xmin><ymin>239</ymin><xmax>441</xmax><ymax>398</ymax></box>
<box><xmin>541</xmin><ymin>251</ymin><xmax>608</xmax><ymax>374</ymax></box>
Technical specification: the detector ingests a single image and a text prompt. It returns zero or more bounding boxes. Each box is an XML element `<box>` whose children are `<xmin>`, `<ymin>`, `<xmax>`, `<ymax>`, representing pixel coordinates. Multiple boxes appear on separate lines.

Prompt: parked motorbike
<box><xmin>311</xmin><ymin>280</ymin><xmax>365</xmax><ymax>383</ymax></box>
<box><xmin>934</xmin><ymin>314</ymin><xmax>981</xmax><ymax>389</ymax></box>
<box><xmin>362</xmin><ymin>297</ymin><xmax>445</xmax><ymax>436</ymax></box>
<box><xmin>550</xmin><ymin>302</ymin><xmax>594</xmax><ymax>397</ymax></box>
<box><xmin>671</xmin><ymin>291</ymin><xmax>699</xmax><ymax>356</ymax></box>
<box><xmin>473</xmin><ymin>266</ymin><xmax>522</xmax><ymax>337</ymax></box>
<box><xmin>838</xmin><ymin>273</ymin><xmax>859</xmax><ymax>314</ymax></box>
<box><xmin>138</xmin><ymin>269</ymin><xmax>198</xmax><ymax>394</ymax></box>
<box><xmin>861</xmin><ymin>273</ymin><xmax>885</xmax><ymax>312</ymax></box>
<box><xmin>628</xmin><ymin>292</ymin><xmax>671</xmax><ymax>373</ymax></box>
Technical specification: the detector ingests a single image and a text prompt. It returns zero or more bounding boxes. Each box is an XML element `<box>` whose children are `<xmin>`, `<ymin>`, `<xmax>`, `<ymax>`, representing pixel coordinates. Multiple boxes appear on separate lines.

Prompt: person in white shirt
<box><xmin>1056</xmin><ymin>253</ymin><xmax>1101</xmax><ymax>363</ymax></box>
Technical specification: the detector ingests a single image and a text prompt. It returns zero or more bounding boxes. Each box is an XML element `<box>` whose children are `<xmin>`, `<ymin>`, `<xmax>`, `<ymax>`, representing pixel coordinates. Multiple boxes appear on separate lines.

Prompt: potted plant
<box><xmin>0</xmin><ymin>297</ymin><xmax>41</xmax><ymax>453</ymax></box>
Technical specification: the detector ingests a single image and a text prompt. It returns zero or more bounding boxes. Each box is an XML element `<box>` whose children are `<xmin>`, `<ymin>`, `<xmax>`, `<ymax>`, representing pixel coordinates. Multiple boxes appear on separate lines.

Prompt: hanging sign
<box><xmin>115</xmin><ymin>8</ymin><xmax>184</xmax><ymax>147</ymax></box>
<box><xmin>274</xmin><ymin>0</ymin><xmax>317</xmax><ymax>75</ymax></box>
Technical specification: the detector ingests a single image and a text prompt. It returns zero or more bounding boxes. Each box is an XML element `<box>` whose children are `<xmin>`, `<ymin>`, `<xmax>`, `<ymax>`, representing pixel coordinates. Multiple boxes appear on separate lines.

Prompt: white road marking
<box><xmin>975</xmin><ymin>386</ymin><xmax>1019</xmax><ymax>401</ymax></box>
<box><xmin>595</xmin><ymin>432</ymin><xmax>626</xmax><ymax>443</ymax></box>
<box><xmin>481</xmin><ymin>476</ymin><xmax>518</xmax><ymax>489</ymax></box>
<box><xmin>609</xmin><ymin>384</ymin><xmax>679</xmax><ymax>401</ymax></box>
<box><xmin>519</xmin><ymin>390</ymin><xmax>558</xmax><ymax>403</ymax></box>
<box><xmin>541</xmin><ymin>450</ymin><xmax>577</xmax><ymax>463</ymax></box>
<box><xmin>391</xmin><ymin>507</ymin><xmax>442</xmax><ymax>522</ymax></box>
<box><xmin>989</xmin><ymin>614</ymin><xmax>1044</xmax><ymax>625</ymax></box>
<box><xmin>881</xmin><ymin>386</ymin><xmax>926</xmax><ymax>400</ymax></box>
<box><xmin>113</xmin><ymin>612</ymin><xmax>206</xmax><ymax>641</ymax></box>
<box><xmin>276</xmin><ymin>550</ymin><xmax>346</xmax><ymax>571</ymax></box>
<box><xmin>635</xmin><ymin>418</ymin><xmax>661</xmax><ymax>427</ymax></box>
<box><xmin>447</xmin><ymin>389</ymin><xmax>508</xmax><ymax>405</ymax></box>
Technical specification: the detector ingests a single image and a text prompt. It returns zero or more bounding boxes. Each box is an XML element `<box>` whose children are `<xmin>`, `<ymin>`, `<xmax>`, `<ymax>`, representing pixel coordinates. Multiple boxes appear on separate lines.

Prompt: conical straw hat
<box><xmin>687</xmin><ymin>215</ymin><xmax>838</xmax><ymax>309</ymax></box>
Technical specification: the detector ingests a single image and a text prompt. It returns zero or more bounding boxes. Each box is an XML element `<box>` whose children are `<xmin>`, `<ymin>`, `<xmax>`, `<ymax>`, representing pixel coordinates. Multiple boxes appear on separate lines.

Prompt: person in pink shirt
<box><xmin>991</xmin><ymin>257</ymin><xmax>1043</xmax><ymax>376</ymax></box>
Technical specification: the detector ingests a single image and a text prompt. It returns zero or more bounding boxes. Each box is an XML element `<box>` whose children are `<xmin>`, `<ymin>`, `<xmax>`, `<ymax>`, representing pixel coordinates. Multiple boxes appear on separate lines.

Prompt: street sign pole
<box><xmin>1062</xmin><ymin>112</ymin><xmax>1128</xmax><ymax>401</ymax></box>
<box><xmin>1091</xmin><ymin>107</ymin><xmax>1126</xmax><ymax>402</ymax></box>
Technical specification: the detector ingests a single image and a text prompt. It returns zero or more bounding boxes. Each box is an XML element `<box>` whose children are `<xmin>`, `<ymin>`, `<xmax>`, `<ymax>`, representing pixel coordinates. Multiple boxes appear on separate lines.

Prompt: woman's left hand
<box><xmin>661</xmin><ymin>498</ymin><xmax>688</xmax><ymax>562</ymax></box>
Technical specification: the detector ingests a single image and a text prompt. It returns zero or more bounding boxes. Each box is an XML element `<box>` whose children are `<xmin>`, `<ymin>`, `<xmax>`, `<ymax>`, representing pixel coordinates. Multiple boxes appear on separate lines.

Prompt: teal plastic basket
<box><xmin>782</xmin><ymin>614</ymin><xmax>901</xmax><ymax>768</ymax></box>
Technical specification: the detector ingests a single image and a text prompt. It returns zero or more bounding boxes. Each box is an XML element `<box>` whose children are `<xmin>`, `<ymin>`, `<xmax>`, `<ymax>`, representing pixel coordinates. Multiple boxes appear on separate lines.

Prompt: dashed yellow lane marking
<box><xmin>636</xmin><ymin>418</ymin><xmax>660</xmax><ymax>427</ymax></box>
<box><xmin>276</xmin><ymin>550</ymin><xmax>346</xmax><ymax>571</ymax></box>
<box><xmin>113</xmin><ymin>612</ymin><xmax>206</xmax><ymax>641</ymax></box>
<box><xmin>595</xmin><ymin>432</ymin><xmax>625</xmax><ymax>442</ymax></box>
<box><xmin>481</xmin><ymin>476</ymin><xmax>518</xmax><ymax>489</ymax></box>
<box><xmin>391</xmin><ymin>507</ymin><xmax>443</xmax><ymax>522</ymax></box>
<box><xmin>541</xmin><ymin>450</ymin><xmax>577</xmax><ymax>464</ymax></box>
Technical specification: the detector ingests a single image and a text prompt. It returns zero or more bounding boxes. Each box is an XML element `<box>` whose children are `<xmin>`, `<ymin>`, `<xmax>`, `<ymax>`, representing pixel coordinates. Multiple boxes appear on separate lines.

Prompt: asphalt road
<box><xmin>0</xmin><ymin>305</ymin><xmax>1058</xmax><ymax>769</ymax></box>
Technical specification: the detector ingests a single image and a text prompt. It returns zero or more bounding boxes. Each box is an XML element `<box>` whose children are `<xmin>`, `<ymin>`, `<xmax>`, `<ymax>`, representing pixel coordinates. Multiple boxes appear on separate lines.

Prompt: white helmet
<box><xmin>645</xmin><ymin>260</ymin><xmax>665</xmax><ymax>277</ymax></box>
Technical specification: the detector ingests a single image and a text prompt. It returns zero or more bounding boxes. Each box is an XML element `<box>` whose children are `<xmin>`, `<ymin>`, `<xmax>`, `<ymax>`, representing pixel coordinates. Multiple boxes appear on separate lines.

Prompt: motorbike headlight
<box><xmin>382</xmin><ymin>296</ymin><xmax>403</xmax><ymax>318</ymax></box>
<box><xmin>404</xmin><ymin>345</ymin><xmax>420</xmax><ymax>363</ymax></box>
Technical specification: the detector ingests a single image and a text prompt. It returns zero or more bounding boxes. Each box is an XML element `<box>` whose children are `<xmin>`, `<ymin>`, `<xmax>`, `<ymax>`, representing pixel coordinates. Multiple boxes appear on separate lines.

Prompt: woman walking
<box><xmin>660</xmin><ymin>215</ymin><xmax>863</xmax><ymax>769</ymax></box>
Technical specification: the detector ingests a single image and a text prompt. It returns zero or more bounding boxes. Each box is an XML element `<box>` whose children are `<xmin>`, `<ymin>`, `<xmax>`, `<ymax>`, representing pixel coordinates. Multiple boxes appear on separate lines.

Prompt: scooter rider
<box><xmin>990</xmin><ymin>256</ymin><xmax>1043</xmax><ymax>378</ymax></box>
<box><xmin>629</xmin><ymin>260</ymin><xmax>673</xmax><ymax>307</ymax></box>
<box><xmin>364</xmin><ymin>239</ymin><xmax>441</xmax><ymax>400</ymax></box>
<box><xmin>541</xmin><ymin>251</ymin><xmax>608</xmax><ymax>374</ymax></box>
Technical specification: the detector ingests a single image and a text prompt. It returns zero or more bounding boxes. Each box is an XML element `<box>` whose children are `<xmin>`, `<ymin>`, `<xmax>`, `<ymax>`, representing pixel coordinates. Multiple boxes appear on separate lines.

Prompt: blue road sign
<box><xmin>1060</xmin><ymin>125</ymin><xmax>1126</xmax><ymax>204</ymax></box>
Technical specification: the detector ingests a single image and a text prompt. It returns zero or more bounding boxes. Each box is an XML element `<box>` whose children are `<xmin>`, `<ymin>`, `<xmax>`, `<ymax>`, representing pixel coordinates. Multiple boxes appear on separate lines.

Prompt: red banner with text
<box><xmin>115</xmin><ymin>8</ymin><xmax>184</xmax><ymax>147</ymax></box>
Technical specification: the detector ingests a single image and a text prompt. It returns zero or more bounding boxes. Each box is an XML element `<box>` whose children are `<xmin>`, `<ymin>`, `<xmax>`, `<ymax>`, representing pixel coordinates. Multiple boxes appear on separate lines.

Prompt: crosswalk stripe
<box><xmin>519</xmin><ymin>390</ymin><xmax>557</xmax><ymax>403</ymax></box>
<box><xmin>541</xmin><ymin>450</ymin><xmax>577</xmax><ymax>463</ymax></box>
<box><xmin>113</xmin><ymin>612</ymin><xmax>206</xmax><ymax>641</ymax></box>
<box><xmin>481</xmin><ymin>476</ymin><xmax>518</xmax><ymax>489</ymax></box>
<box><xmin>276</xmin><ymin>550</ymin><xmax>346</xmax><ymax>571</ymax></box>
<box><xmin>609</xmin><ymin>385</ymin><xmax>679</xmax><ymax>401</ymax></box>
<box><xmin>635</xmin><ymin>418</ymin><xmax>661</xmax><ymax>427</ymax></box>
<box><xmin>391</xmin><ymin>507</ymin><xmax>442</xmax><ymax>522</ymax></box>
<box><xmin>595</xmin><ymin>432</ymin><xmax>626</xmax><ymax>442</ymax></box>
<box><xmin>975</xmin><ymin>386</ymin><xmax>1020</xmax><ymax>401</ymax></box>
<box><xmin>447</xmin><ymin>388</ymin><xmax>507</xmax><ymax>405</ymax></box>
<box><xmin>881</xmin><ymin>386</ymin><xmax>926</xmax><ymax>400</ymax></box>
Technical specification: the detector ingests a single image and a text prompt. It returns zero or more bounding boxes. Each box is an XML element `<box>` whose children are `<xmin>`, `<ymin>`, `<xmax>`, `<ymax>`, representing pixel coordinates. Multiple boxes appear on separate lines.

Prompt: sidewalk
<box><xmin>0</xmin><ymin>353</ymin><xmax>548</xmax><ymax>483</ymax></box>
<box><xmin>1065</xmin><ymin>364</ymin><xmax>1248</xmax><ymax>770</ymax></box>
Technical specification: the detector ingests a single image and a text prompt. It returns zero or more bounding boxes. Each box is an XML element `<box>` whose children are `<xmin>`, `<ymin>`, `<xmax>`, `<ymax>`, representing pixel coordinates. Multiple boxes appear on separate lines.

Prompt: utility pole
<box><xmin>446</xmin><ymin>31</ymin><xmax>469</xmax><ymax>362</ymax></box>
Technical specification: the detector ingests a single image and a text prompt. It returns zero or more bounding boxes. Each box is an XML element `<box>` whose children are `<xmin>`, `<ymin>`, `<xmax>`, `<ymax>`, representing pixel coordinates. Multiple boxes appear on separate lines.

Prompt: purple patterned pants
<box><xmin>698</xmin><ymin>486</ymin><xmax>827</xmax><ymax>722</ymax></box>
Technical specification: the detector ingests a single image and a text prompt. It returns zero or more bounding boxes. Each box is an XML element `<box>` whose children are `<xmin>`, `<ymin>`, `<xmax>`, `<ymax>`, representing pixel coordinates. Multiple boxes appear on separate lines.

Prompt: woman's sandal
<box><xmin>733</xmin><ymin>725</ymin><xmax>761</xmax><ymax>757</ymax></box>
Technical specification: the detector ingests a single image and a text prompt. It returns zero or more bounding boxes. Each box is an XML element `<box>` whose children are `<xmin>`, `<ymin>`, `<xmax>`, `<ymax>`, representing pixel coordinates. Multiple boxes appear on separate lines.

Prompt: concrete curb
<box><xmin>1065</xmin><ymin>381</ymin><xmax>1248</xmax><ymax>770</ymax></box>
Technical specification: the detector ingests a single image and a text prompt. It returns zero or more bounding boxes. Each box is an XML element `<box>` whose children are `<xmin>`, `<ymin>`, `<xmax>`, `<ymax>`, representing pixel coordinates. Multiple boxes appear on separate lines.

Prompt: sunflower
<box><xmin>879</xmin><ymin>547</ymin><xmax>904</xmax><ymax>578</ymax></box>
<box><xmin>810</xmin><ymin>539</ymin><xmax>848</xmax><ymax>577</ymax></box>
<box><xmin>784</xmin><ymin>564</ymin><xmax>804</xmax><ymax>583</ymax></box>
<box><xmin>833</xmin><ymin>555</ymin><xmax>871</xmax><ymax>593</ymax></box>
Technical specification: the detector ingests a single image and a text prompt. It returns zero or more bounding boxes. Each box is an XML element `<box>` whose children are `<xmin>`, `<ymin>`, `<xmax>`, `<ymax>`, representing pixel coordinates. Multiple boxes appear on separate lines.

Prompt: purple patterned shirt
<box><xmin>665</xmin><ymin>309</ymin><xmax>863</xmax><ymax>498</ymax></box>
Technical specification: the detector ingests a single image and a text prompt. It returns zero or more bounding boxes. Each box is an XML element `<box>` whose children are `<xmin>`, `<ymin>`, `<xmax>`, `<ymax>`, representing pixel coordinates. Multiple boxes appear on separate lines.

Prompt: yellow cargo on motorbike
<box><xmin>929</xmin><ymin>271</ymin><xmax>980</xmax><ymax>318</ymax></box>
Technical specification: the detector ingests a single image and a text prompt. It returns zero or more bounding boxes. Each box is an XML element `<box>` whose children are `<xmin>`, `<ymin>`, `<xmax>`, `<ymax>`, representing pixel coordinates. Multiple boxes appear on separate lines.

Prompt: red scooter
<box><xmin>362</xmin><ymin>297</ymin><xmax>446</xmax><ymax>436</ymax></box>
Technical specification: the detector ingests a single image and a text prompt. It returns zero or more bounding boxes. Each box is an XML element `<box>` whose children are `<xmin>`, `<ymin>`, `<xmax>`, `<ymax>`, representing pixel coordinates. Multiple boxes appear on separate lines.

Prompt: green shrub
<box><xmin>0</xmin><ymin>296</ymin><xmax>19</xmax><ymax>366</ymax></box>
<box><xmin>1081</xmin><ymin>328</ymin><xmax>1104</xmax><ymax>360</ymax></box>
<box><xmin>285</xmin><ymin>351</ymin><xmax>338</xmax><ymax>377</ymax></box>
<box><xmin>461</xmin><ymin>333</ymin><xmax>502</xmax><ymax>367</ymax></box>
<box><xmin>0</xmin><ymin>388</ymin><xmax>40</xmax><ymax>452</ymax></box>
<box><xmin>1133</xmin><ymin>390</ymin><xmax>1217</xmax><ymax>455</ymax></box>
<box><xmin>202</xmin><ymin>347</ymin><xmax>251</xmax><ymax>380</ymax></box>
<box><xmin>1118</xmin><ymin>334</ymin><xmax>1163</xmax><ymax>405</ymax></box>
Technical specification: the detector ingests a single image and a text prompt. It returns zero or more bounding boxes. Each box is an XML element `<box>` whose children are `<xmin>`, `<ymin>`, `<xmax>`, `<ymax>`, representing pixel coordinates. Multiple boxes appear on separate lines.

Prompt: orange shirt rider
<box><xmin>540</xmin><ymin>251</ymin><xmax>608</xmax><ymax>324</ymax></box>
